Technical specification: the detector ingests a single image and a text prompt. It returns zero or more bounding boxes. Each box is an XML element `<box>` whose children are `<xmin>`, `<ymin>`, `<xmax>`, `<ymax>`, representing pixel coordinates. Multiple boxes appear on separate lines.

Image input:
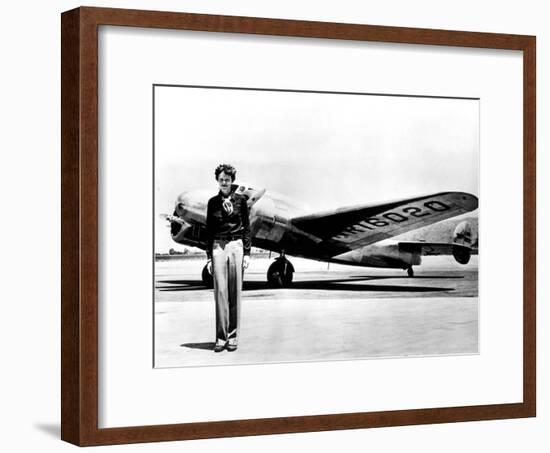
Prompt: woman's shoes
<box><xmin>227</xmin><ymin>338</ymin><xmax>238</xmax><ymax>352</ymax></box>
<box><xmin>213</xmin><ymin>339</ymin><xmax>238</xmax><ymax>352</ymax></box>
<box><xmin>213</xmin><ymin>341</ymin><xmax>226</xmax><ymax>353</ymax></box>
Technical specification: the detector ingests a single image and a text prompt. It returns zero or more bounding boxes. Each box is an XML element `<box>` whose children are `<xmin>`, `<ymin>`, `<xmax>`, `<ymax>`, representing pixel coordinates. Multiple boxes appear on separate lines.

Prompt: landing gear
<box><xmin>267</xmin><ymin>255</ymin><xmax>295</xmax><ymax>288</ymax></box>
<box><xmin>201</xmin><ymin>264</ymin><xmax>213</xmax><ymax>288</ymax></box>
<box><xmin>406</xmin><ymin>266</ymin><xmax>414</xmax><ymax>278</ymax></box>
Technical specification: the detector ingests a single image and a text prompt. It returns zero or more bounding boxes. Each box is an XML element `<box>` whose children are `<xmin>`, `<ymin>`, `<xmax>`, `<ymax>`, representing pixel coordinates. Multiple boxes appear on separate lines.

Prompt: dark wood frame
<box><xmin>61</xmin><ymin>6</ymin><xmax>536</xmax><ymax>446</ymax></box>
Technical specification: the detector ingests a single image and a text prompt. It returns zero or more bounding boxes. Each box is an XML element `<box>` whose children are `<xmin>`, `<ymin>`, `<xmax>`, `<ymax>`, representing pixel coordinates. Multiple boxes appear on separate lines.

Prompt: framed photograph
<box><xmin>61</xmin><ymin>6</ymin><xmax>536</xmax><ymax>446</ymax></box>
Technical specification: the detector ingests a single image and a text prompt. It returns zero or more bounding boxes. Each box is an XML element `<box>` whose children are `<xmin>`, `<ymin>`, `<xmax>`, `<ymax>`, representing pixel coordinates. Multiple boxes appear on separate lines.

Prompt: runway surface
<box><xmin>154</xmin><ymin>255</ymin><xmax>478</xmax><ymax>368</ymax></box>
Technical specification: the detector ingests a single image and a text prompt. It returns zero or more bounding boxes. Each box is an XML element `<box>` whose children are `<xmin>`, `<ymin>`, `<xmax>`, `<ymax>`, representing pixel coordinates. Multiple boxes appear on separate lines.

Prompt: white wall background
<box><xmin>0</xmin><ymin>0</ymin><xmax>546</xmax><ymax>451</ymax></box>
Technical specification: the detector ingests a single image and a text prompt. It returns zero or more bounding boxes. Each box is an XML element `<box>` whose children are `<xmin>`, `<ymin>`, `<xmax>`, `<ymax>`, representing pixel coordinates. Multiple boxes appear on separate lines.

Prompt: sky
<box><xmin>154</xmin><ymin>86</ymin><xmax>479</xmax><ymax>252</ymax></box>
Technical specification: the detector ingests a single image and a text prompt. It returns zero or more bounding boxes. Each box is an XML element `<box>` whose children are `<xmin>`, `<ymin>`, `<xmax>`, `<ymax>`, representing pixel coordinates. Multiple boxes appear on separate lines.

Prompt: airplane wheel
<box><xmin>201</xmin><ymin>264</ymin><xmax>213</xmax><ymax>288</ymax></box>
<box><xmin>267</xmin><ymin>259</ymin><xmax>294</xmax><ymax>288</ymax></box>
<box><xmin>407</xmin><ymin>266</ymin><xmax>414</xmax><ymax>278</ymax></box>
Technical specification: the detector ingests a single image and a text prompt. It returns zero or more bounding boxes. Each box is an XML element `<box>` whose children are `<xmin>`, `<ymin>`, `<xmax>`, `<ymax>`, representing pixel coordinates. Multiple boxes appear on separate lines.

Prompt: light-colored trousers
<box><xmin>212</xmin><ymin>239</ymin><xmax>244</xmax><ymax>343</ymax></box>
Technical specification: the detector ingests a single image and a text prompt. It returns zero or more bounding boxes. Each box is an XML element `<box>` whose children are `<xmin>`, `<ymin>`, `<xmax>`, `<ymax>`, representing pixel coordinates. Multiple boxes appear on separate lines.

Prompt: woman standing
<box><xmin>206</xmin><ymin>164</ymin><xmax>251</xmax><ymax>352</ymax></box>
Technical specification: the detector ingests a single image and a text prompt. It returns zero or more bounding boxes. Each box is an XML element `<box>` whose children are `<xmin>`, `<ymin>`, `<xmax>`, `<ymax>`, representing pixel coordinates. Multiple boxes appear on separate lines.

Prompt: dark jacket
<box><xmin>206</xmin><ymin>190</ymin><xmax>251</xmax><ymax>259</ymax></box>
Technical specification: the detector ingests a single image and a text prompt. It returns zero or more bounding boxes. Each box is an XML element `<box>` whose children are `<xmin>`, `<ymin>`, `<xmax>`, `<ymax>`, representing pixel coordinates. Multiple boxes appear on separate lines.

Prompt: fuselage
<box><xmin>170</xmin><ymin>186</ymin><xmax>478</xmax><ymax>270</ymax></box>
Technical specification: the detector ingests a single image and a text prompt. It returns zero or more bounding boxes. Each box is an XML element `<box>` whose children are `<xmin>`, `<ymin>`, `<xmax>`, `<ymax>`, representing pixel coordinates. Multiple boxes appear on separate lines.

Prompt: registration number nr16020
<box><xmin>334</xmin><ymin>200</ymin><xmax>452</xmax><ymax>239</ymax></box>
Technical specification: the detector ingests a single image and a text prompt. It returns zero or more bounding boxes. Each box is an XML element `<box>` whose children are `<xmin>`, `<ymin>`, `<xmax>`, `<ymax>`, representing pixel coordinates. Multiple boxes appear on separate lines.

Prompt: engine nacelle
<box><xmin>169</xmin><ymin>210</ymin><xmax>206</xmax><ymax>247</ymax></box>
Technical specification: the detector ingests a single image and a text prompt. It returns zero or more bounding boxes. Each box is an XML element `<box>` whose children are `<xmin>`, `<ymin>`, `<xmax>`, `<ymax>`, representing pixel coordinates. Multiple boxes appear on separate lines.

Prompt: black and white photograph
<box><xmin>4</xmin><ymin>0</ymin><xmax>543</xmax><ymax>449</ymax></box>
<box><xmin>153</xmin><ymin>85</ymin><xmax>479</xmax><ymax>368</ymax></box>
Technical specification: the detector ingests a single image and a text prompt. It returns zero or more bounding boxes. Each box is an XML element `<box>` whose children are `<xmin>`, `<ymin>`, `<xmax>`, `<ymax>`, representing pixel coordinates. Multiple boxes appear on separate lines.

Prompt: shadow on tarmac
<box><xmin>158</xmin><ymin>276</ymin><xmax>455</xmax><ymax>293</ymax></box>
<box><xmin>180</xmin><ymin>341</ymin><xmax>216</xmax><ymax>351</ymax></box>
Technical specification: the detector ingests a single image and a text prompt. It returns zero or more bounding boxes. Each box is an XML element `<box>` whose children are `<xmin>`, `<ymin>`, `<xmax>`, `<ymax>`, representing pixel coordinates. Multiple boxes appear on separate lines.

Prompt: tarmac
<box><xmin>154</xmin><ymin>255</ymin><xmax>478</xmax><ymax>368</ymax></box>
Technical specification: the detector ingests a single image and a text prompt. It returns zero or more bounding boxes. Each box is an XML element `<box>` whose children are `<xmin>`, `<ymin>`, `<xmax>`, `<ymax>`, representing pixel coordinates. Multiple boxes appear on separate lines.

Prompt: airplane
<box><xmin>164</xmin><ymin>184</ymin><xmax>478</xmax><ymax>288</ymax></box>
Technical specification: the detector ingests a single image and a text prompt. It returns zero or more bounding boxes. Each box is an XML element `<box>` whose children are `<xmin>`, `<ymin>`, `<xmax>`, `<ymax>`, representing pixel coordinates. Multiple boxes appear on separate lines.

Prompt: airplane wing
<box><xmin>291</xmin><ymin>192</ymin><xmax>478</xmax><ymax>251</ymax></box>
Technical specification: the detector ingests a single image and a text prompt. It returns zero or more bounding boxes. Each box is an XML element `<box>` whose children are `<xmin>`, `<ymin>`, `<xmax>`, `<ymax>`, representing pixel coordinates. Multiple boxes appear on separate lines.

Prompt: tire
<box><xmin>267</xmin><ymin>260</ymin><xmax>293</xmax><ymax>288</ymax></box>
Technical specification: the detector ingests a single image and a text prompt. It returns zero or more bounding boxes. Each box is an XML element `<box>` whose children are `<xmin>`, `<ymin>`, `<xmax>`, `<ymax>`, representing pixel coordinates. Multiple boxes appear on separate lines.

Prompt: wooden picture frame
<box><xmin>61</xmin><ymin>6</ymin><xmax>536</xmax><ymax>446</ymax></box>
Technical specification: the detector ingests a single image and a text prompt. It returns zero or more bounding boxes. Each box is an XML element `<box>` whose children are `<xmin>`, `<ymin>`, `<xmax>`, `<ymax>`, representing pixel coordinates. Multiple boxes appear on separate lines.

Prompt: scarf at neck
<box><xmin>221</xmin><ymin>194</ymin><xmax>234</xmax><ymax>215</ymax></box>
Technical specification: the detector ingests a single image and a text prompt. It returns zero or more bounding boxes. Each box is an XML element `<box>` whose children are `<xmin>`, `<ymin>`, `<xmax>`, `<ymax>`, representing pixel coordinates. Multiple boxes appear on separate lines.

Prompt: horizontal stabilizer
<box><xmin>399</xmin><ymin>241</ymin><xmax>476</xmax><ymax>264</ymax></box>
<box><xmin>398</xmin><ymin>242</ymin><xmax>473</xmax><ymax>255</ymax></box>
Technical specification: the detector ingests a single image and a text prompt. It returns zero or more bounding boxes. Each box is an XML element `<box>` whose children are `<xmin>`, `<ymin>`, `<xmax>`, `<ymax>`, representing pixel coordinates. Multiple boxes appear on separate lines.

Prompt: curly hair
<box><xmin>214</xmin><ymin>163</ymin><xmax>237</xmax><ymax>182</ymax></box>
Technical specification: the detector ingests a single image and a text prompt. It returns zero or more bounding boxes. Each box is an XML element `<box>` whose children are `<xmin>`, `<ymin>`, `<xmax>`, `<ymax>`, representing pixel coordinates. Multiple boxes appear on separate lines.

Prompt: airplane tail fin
<box><xmin>453</xmin><ymin>220</ymin><xmax>474</xmax><ymax>248</ymax></box>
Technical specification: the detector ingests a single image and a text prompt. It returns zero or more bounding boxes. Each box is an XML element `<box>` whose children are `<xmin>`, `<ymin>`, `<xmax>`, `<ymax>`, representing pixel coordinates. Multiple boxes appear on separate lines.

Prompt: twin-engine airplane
<box><xmin>165</xmin><ymin>184</ymin><xmax>478</xmax><ymax>288</ymax></box>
